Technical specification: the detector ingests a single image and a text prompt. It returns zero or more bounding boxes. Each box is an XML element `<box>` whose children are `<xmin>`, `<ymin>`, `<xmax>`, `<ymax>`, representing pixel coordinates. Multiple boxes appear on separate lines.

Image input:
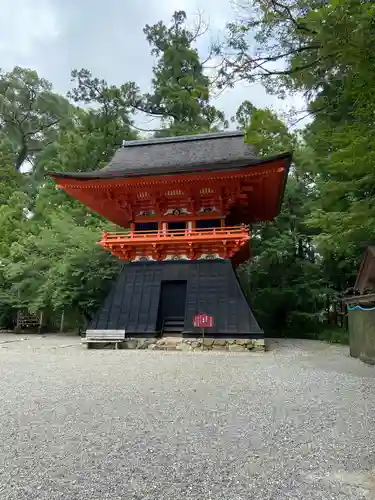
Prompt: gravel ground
<box><xmin>0</xmin><ymin>335</ymin><xmax>375</xmax><ymax>500</ymax></box>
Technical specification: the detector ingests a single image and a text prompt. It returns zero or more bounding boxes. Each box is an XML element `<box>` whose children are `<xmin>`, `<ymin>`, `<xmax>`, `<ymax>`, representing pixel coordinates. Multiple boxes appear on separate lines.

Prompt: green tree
<box><xmin>234</xmin><ymin>102</ymin><xmax>328</xmax><ymax>334</ymax></box>
<box><xmin>219</xmin><ymin>0</ymin><xmax>375</xmax><ymax>99</ymax></box>
<box><xmin>0</xmin><ymin>67</ymin><xmax>73</xmax><ymax>171</ymax></box>
<box><xmin>138</xmin><ymin>10</ymin><xmax>227</xmax><ymax>136</ymax></box>
<box><xmin>0</xmin><ymin>67</ymin><xmax>139</xmax><ymax>328</ymax></box>
<box><xmin>234</xmin><ymin>101</ymin><xmax>294</xmax><ymax>153</ymax></box>
<box><xmin>33</xmin><ymin>70</ymin><xmax>139</xmax><ymax>225</ymax></box>
<box><xmin>304</xmin><ymin>75</ymin><xmax>375</xmax><ymax>282</ymax></box>
<box><xmin>3</xmin><ymin>211</ymin><xmax>120</xmax><ymax>328</ymax></box>
<box><xmin>221</xmin><ymin>0</ymin><xmax>375</xmax><ymax>296</ymax></box>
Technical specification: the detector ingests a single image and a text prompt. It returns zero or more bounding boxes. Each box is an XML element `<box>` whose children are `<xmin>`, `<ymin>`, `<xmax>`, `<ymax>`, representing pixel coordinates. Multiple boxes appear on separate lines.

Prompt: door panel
<box><xmin>159</xmin><ymin>280</ymin><xmax>187</xmax><ymax>319</ymax></box>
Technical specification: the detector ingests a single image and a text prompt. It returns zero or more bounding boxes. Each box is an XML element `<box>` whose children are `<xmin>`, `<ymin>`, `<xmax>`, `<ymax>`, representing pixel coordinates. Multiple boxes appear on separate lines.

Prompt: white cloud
<box><xmin>0</xmin><ymin>0</ymin><xmax>306</xmax><ymax>130</ymax></box>
<box><xmin>0</xmin><ymin>0</ymin><xmax>58</xmax><ymax>64</ymax></box>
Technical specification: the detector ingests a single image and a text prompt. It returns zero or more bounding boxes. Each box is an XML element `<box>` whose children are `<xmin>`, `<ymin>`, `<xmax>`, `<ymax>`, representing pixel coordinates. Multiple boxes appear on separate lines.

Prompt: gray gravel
<box><xmin>0</xmin><ymin>336</ymin><xmax>375</xmax><ymax>500</ymax></box>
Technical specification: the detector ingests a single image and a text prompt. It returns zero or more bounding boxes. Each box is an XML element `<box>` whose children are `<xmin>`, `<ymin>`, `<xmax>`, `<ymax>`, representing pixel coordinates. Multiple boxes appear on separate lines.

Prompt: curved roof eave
<box><xmin>47</xmin><ymin>151</ymin><xmax>293</xmax><ymax>182</ymax></box>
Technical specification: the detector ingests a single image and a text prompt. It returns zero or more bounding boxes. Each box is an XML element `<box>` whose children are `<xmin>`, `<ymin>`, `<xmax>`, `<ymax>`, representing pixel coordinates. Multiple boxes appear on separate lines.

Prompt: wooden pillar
<box><xmin>38</xmin><ymin>311</ymin><xmax>43</xmax><ymax>334</ymax></box>
<box><xmin>60</xmin><ymin>310</ymin><xmax>65</xmax><ymax>333</ymax></box>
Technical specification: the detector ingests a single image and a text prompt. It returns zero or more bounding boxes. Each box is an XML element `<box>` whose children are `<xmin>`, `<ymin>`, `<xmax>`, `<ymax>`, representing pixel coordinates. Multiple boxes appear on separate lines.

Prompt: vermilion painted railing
<box><xmin>100</xmin><ymin>225</ymin><xmax>250</xmax><ymax>243</ymax></box>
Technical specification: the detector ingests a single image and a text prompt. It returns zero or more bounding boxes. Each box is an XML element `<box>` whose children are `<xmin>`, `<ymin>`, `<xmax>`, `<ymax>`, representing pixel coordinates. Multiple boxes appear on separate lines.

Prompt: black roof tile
<box><xmin>48</xmin><ymin>131</ymin><xmax>292</xmax><ymax>181</ymax></box>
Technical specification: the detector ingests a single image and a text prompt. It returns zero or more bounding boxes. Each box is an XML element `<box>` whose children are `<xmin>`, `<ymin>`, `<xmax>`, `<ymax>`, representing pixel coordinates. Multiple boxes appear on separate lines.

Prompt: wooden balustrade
<box><xmin>101</xmin><ymin>225</ymin><xmax>250</xmax><ymax>243</ymax></box>
<box><xmin>98</xmin><ymin>225</ymin><xmax>251</xmax><ymax>263</ymax></box>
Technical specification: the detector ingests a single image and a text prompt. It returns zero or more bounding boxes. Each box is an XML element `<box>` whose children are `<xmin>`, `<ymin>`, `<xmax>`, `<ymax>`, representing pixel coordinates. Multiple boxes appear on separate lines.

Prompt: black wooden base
<box><xmin>89</xmin><ymin>260</ymin><xmax>262</xmax><ymax>335</ymax></box>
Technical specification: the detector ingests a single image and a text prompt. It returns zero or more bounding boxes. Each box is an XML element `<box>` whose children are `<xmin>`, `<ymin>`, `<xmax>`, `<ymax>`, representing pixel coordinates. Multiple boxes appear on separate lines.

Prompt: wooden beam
<box><xmin>342</xmin><ymin>293</ymin><xmax>375</xmax><ymax>304</ymax></box>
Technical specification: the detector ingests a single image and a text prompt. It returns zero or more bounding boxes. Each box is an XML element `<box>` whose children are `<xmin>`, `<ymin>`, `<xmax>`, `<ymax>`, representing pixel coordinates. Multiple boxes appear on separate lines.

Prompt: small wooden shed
<box><xmin>343</xmin><ymin>247</ymin><xmax>375</xmax><ymax>364</ymax></box>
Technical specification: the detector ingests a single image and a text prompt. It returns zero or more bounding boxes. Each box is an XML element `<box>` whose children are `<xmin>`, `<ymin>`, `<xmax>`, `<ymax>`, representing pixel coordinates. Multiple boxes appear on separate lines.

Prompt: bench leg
<box><xmin>115</xmin><ymin>342</ymin><xmax>119</xmax><ymax>350</ymax></box>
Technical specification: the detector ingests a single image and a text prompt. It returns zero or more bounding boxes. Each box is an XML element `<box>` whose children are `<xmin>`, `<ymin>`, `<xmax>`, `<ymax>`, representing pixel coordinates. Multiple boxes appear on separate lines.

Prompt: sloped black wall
<box><xmin>89</xmin><ymin>260</ymin><xmax>263</xmax><ymax>336</ymax></box>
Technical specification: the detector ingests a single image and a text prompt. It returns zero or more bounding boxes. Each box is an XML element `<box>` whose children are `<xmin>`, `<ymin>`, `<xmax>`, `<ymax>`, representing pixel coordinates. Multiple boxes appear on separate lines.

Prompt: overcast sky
<box><xmin>0</xmin><ymin>0</ymin><xmax>304</xmax><ymax>131</ymax></box>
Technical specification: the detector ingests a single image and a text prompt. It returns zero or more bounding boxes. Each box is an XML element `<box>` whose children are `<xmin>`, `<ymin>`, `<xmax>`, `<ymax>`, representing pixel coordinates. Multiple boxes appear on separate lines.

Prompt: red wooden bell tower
<box><xmin>48</xmin><ymin>131</ymin><xmax>291</xmax><ymax>337</ymax></box>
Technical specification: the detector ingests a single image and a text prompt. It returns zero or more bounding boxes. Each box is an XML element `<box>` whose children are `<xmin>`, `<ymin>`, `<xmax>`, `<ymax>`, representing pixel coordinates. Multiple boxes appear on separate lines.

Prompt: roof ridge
<box><xmin>121</xmin><ymin>130</ymin><xmax>244</xmax><ymax>149</ymax></box>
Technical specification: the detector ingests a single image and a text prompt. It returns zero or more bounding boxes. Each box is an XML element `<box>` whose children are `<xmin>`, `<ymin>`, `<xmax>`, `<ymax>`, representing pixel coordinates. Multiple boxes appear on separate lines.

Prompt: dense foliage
<box><xmin>0</xmin><ymin>3</ymin><xmax>371</xmax><ymax>338</ymax></box>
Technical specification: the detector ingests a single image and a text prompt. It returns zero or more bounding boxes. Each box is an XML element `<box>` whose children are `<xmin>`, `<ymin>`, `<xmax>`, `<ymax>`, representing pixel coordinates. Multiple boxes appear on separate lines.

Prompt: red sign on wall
<box><xmin>193</xmin><ymin>313</ymin><xmax>214</xmax><ymax>329</ymax></box>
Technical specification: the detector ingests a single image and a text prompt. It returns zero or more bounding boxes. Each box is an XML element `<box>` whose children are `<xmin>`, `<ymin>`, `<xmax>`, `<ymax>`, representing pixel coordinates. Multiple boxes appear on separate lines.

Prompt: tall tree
<box><xmin>0</xmin><ymin>69</ymin><xmax>140</xmax><ymax>329</ymax></box>
<box><xmin>3</xmin><ymin>211</ymin><xmax>120</xmax><ymax>327</ymax></box>
<box><xmin>0</xmin><ymin>67</ymin><xmax>73</xmax><ymax>171</ymax></box>
<box><xmin>33</xmin><ymin>70</ymin><xmax>139</xmax><ymax>224</ymax></box>
<box><xmin>138</xmin><ymin>10</ymin><xmax>227</xmax><ymax>136</ymax></box>
<box><xmin>234</xmin><ymin>102</ymin><xmax>328</xmax><ymax>334</ymax></box>
<box><xmin>218</xmin><ymin>0</ymin><xmax>375</xmax><ymax>99</ymax></box>
<box><xmin>220</xmin><ymin>0</ymin><xmax>375</xmax><ymax>294</ymax></box>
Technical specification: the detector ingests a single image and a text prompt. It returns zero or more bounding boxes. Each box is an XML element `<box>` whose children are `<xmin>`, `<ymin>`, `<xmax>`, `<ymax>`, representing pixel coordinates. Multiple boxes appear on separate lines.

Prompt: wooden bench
<box><xmin>82</xmin><ymin>330</ymin><xmax>126</xmax><ymax>349</ymax></box>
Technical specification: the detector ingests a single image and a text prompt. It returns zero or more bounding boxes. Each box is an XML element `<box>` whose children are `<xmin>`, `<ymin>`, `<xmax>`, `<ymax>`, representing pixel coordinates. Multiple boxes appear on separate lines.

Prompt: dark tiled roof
<box><xmin>48</xmin><ymin>131</ymin><xmax>273</xmax><ymax>180</ymax></box>
<box><xmin>109</xmin><ymin>131</ymin><xmax>256</xmax><ymax>174</ymax></box>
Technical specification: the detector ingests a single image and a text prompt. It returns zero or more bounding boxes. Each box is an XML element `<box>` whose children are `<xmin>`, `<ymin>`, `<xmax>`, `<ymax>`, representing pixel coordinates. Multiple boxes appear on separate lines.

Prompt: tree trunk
<box><xmin>15</xmin><ymin>140</ymin><xmax>28</xmax><ymax>171</ymax></box>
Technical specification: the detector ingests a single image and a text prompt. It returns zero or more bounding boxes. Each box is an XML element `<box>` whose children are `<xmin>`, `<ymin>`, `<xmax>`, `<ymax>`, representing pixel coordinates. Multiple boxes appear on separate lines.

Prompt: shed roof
<box><xmin>48</xmin><ymin>131</ymin><xmax>265</xmax><ymax>180</ymax></box>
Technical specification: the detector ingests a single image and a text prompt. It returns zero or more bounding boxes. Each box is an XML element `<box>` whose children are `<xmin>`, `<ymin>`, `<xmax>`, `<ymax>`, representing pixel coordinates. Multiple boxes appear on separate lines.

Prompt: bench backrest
<box><xmin>86</xmin><ymin>329</ymin><xmax>126</xmax><ymax>340</ymax></box>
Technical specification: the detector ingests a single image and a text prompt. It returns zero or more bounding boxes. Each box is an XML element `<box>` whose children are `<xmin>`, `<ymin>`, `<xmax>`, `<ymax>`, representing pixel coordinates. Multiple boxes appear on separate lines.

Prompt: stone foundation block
<box><xmin>250</xmin><ymin>339</ymin><xmax>265</xmax><ymax>351</ymax></box>
<box><xmin>236</xmin><ymin>339</ymin><xmax>249</xmax><ymax>346</ymax></box>
<box><xmin>137</xmin><ymin>339</ymin><xmax>155</xmax><ymax>349</ymax></box>
<box><xmin>228</xmin><ymin>344</ymin><xmax>247</xmax><ymax>352</ymax></box>
<box><xmin>96</xmin><ymin>337</ymin><xmax>266</xmax><ymax>352</ymax></box>
<box><xmin>124</xmin><ymin>339</ymin><xmax>138</xmax><ymax>349</ymax></box>
<box><xmin>253</xmin><ymin>339</ymin><xmax>265</xmax><ymax>347</ymax></box>
<box><xmin>213</xmin><ymin>339</ymin><xmax>227</xmax><ymax>346</ymax></box>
